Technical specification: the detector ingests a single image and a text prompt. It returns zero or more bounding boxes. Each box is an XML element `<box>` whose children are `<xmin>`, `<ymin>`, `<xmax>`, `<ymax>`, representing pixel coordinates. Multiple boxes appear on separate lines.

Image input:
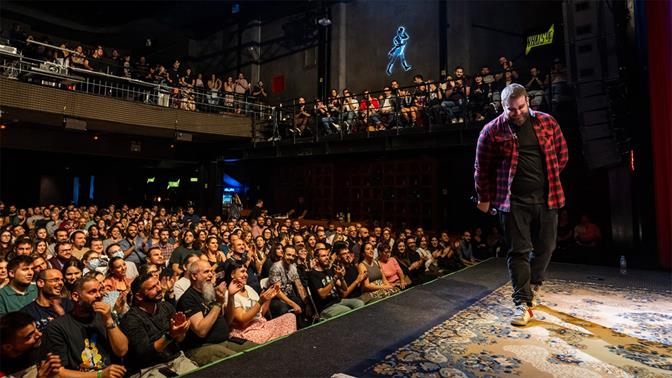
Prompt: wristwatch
<box><xmin>105</xmin><ymin>321</ymin><xmax>117</xmax><ymax>330</ymax></box>
<box><xmin>163</xmin><ymin>331</ymin><xmax>175</xmax><ymax>343</ymax></box>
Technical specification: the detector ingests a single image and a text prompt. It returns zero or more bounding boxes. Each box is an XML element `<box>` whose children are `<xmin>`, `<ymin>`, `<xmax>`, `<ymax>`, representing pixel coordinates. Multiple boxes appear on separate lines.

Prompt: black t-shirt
<box><xmin>176</xmin><ymin>287</ymin><xmax>229</xmax><ymax>349</ymax></box>
<box><xmin>120</xmin><ymin>303</ymin><xmax>181</xmax><ymax>373</ymax></box>
<box><xmin>42</xmin><ymin>313</ymin><xmax>116</xmax><ymax>372</ymax></box>
<box><xmin>21</xmin><ymin>298</ymin><xmax>74</xmax><ymax>331</ymax></box>
<box><xmin>342</xmin><ymin>264</ymin><xmax>362</xmax><ymax>299</ymax></box>
<box><xmin>307</xmin><ymin>269</ymin><xmax>341</xmax><ymax>313</ymax></box>
<box><xmin>510</xmin><ymin>117</ymin><xmax>548</xmax><ymax>204</ymax></box>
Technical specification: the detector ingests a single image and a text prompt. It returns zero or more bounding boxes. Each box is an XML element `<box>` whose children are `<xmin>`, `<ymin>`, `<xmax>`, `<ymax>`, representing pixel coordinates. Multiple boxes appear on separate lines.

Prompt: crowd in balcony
<box><xmin>285</xmin><ymin>56</ymin><xmax>571</xmax><ymax>138</ymax></box>
<box><xmin>0</xmin><ymin>198</ymin><xmax>510</xmax><ymax>377</ymax></box>
<box><xmin>2</xmin><ymin>24</ymin><xmax>269</xmax><ymax>115</ymax></box>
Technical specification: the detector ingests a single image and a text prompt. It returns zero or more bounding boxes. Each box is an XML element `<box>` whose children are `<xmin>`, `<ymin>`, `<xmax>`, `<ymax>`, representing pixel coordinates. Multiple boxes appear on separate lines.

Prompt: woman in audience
<box><xmin>0</xmin><ymin>258</ymin><xmax>8</xmax><ymax>288</ymax></box>
<box><xmin>81</xmin><ymin>250</ymin><xmax>102</xmax><ymax>275</ymax></box>
<box><xmin>195</xmin><ymin>229</ymin><xmax>208</xmax><ymax>250</ymax></box>
<box><xmin>104</xmin><ymin>256</ymin><xmax>132</xmax><ymax>297</ymax></box>
<box><xmin>226</xmin><ymin>260</ymin><xmax>297</xmax><ymax>344</ymax></box>
<box><xmin>224</xmin><ymin>76</ymin><xmax>235</xmax><ymax>108</ymax></box>
<box><xmin>0</xmin><ymin>230</ymin><xmax>12</xmax><ymax>258</ymax></box>
<box><xmin>33</xmin><ymin>239</ymin><xmax>48</xmax><ymax>260</ymax></box>
<box><xmin>200</xmin><ymin>236</ymin><xmax>226</xmax><ymax>271</ymax></box>
<box><xmin>61</xmin><ymin>259</ymin><xmax>84</xmax><ymax>298</ymax></box>
<box><xmin>377</xmin><ymin>244</ymin><xmax>409</xmax><ymax>289</ymax></box>
<box><xmin>358</xmin><ymin>243</ymin><xmax>399</xmax><ymax>300</ymax></box>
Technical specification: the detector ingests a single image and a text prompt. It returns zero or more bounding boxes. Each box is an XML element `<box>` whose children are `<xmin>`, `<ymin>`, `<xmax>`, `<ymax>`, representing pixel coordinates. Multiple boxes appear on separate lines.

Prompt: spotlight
<box><xmin>318</xmin><ymin>17</ymin><xmax>332</xmax><ymax>27</ymax></box>
<box><xmin>93</xmin><ymin>135</ymin><xmax>99</xmax><ymax>141</ymax></box>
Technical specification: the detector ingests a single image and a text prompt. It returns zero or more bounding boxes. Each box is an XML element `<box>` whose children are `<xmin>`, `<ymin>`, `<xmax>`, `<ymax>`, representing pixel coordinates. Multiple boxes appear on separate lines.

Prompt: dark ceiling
<box><xmin>2</xmin><ymin>1</ymin><xmax>322</xmax><ymax>40</ymax></box>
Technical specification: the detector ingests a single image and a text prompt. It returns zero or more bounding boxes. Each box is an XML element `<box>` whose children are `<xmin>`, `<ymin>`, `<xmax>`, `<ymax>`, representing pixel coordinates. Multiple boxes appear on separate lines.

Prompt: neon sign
<box><xmin>525</xmin><ymin>24</ymin><xmax>555</xmax><ymax>55</ymax></box>
<box><xmin>386</xmin><ymin>26</ymin><xmax>412</xmax><ymax>76</ymax></box>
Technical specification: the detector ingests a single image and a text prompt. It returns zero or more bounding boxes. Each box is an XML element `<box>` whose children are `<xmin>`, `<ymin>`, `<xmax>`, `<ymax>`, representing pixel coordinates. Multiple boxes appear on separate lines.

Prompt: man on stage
<box><xmin>474</xmin><ymin>83</ymin><xmax>568</xmax><ymax>326</ymax></box>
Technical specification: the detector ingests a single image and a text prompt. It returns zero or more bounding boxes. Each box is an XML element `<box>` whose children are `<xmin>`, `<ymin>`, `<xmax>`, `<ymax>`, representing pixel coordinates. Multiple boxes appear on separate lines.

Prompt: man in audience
<box><xmin>43</xmin><ymin>275</ymin><xmax>128</xmax><ymax>378</ymax></box>
<box><xmin>21</xmin><ymin>268</ymin><xmax>72</xmax><ymax>331</ymax></box>
<box><xmin>0</xmin><ymin>311</ymin><xmax>62</xmax><ymax>377</ymax></box>
<box><xmin>119</xmin><ymin>223</ymin><xmax>146</xmax><ymax>265</ymax></box>
<box><xmin>173</xmin><ymin>254</ymin><xmax>201</xmax><ymax>301</ymax></box>
<box><xmin>121</xmin><ymin>273</ymin><xmax>197</xmax><ymax>376</ymax></box>
<box><xmin>176</xmin><ymin>260</ymin><xmax>253</xmax><ymax>365</ymax></box>
<box><xmin>158</xmin><ymin>229</ymin><xmax>176</xmax><ymax>265</ymax></box>
<box><xmin>71</xmin><ymin>230</ymin><xmax>89</xmax><ymax>260</ymax></box>
<box><xmin>334</xmin><ymin>242</ymin><xmax>367</xmax><ymax>301</ymax></box>
<box><xmin>308</xmin><ymin>247</ymin><xmax>365</xmax><ymax>319</ymax></box>
<box><xmin>49</xmin><ymin>241</ymin><xmax>74</xmax><ymax>271</ymax></box>
<box><xmin>459</xmin><ymin>231</ymin><xmax>476</xmax><ymax>264</ymax></box>
<box><xmin>47</xmin><ymin>229</ymin><xmax>69</xmax><ymax>257</ymax></box>
<box><xmin>0</xmin><ymin>256</ymin><xmax>37</xmax><ymax>315</ymax></box>
<box><xmin>268</xmin><ymin>245</ymin><xmax>309</xmax><ymax>321</ymax></box>
<box><xmin>7</xmin><ymin>237</ymin><xmax>32</xmax><ymax>260</ymax></box>
<box><xmin>169</xmin><ymin>230</ymin><xmax>199</xmax><ymax>275</ymax></box>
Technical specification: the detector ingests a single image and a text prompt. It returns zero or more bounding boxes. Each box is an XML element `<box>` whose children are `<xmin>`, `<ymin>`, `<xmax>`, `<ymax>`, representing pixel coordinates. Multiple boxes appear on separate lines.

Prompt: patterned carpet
<box><xmin>368</xmin><ymin>280</ymin><xmax>672</xmax><ymax>377</ymax></box>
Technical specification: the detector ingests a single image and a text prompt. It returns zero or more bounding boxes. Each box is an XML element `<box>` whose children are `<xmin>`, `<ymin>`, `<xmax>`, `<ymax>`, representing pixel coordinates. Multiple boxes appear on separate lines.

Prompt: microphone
<box><xmin>470</xmin><ymin>196</ymin><xmax>498</xmax><ymax>215</ymax></box>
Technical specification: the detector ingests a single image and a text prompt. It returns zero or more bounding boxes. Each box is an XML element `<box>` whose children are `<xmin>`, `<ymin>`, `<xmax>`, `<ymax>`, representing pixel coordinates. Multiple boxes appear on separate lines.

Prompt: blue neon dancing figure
<box><xmin>386</xmin><ymin>26</ymin><xmax>412</xmax><ymax>76</ymax></box>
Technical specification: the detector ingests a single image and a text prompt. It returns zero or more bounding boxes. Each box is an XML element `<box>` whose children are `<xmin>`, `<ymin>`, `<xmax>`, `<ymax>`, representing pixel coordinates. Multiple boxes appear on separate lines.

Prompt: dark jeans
<box><xmin>270</xmin><ymin>293</ymin><xmax>311</xmax><ymax>328</ymax></box>
<box><xmin>501</xmin><ymin>202</ymin><xmax>558</xmax><ymax>306</ymax></box>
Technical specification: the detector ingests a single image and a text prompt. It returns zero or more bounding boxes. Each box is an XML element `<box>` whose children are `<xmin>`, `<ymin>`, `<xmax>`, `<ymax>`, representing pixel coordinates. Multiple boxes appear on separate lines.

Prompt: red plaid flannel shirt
<box><xmin>474</xmin><ymin>109</ymin><xmax>568</xmax><ymax>212</ymax></box>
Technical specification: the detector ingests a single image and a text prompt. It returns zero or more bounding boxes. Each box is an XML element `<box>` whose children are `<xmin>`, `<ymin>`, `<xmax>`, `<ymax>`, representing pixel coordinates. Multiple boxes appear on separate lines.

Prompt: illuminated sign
<box><xmin>146</xmin><ymin>177</ymin><xmax>155</xmax><ymax>183</ymax></box>
<box><xmin>526</xmin><ymin>24</ymin><xmax>555</xmax><ymax>55</ymax></box>
<box><xmin>190</xmin><ymin>177</ymin><xmax>199</xmax><ymax>182</ymax></box>
<box><xmin>223</xmin><ymin>187</ymin><xmax>236</xmax><ymax>192</ymax></box>
<box><xmin>167</xmin><ymin>179</ymin><xmax>180</xmax><ymax>189</ymax></box>
<box><xmin>386</xmin><ymin>26</ymin><xmax>412</xmax><ymax>76</ymax></box>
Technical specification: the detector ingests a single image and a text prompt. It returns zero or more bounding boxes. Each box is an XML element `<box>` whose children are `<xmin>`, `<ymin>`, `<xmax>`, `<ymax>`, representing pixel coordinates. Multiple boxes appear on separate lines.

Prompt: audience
<box><xmin>0</xmin><ymin>199</ymin><xmax>595</xmax><ymax>376</ymax></box>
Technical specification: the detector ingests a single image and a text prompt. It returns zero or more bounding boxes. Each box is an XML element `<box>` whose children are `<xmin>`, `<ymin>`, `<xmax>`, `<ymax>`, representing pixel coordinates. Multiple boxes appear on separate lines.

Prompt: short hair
<box><xmin>131</xmin><ymin>272</ymin><xmax>155</xmax><ymax>297</ymax></box>
<box><xmin>0</xmin><ymin>312</ymin><xmax>36</xmax><ymax>345</ymax></box>
<box><xmin>70</xmin><ymin>230</ymin><xmax>86</xmax><ymax>241</ymax></box>
<box><xmin>501</xmin><ymin>83</ymin><xmax>527</xmax><ymax>107</ymax></box>
<box><xmin>7</xmin><ymin>255</ymin><xmax>33</xmax><ymax>273</ymax></box>
<box><xmin>55</xmin><ymin>241</ymin><xmax>71</xmax><ymax>254</ymax></box>
<box><xmin>225</xmin><ymin>259</ymin><xmax>246</xmax><ymax>282</ymax></box>
<box><xmin>14</xmin><ymin>237</ymin><xmax>32</xmax><ymax>249</ymax></box>
<box><xmin>72</xmin><ymin>275</ymin><xmax>99</xmax><ymax>294</ymax></box>
<box><xmin>82</xmin><ymin>250</ymin><xmax>98</xmax><ymax>262</ymax></box>
<box><xmin>182</xmin><ymin>253</ymin><xmax>199</xmax><ymax>268</ymax></box>
<box><xmin>333</xmin><ymin>241</ymin><xmax>349</xmax><ymax>254</ymax></box>
<box><xmin>105</xmin><ymin>243</ymin><xmax>121</xmax><ymax>255</ymax></box>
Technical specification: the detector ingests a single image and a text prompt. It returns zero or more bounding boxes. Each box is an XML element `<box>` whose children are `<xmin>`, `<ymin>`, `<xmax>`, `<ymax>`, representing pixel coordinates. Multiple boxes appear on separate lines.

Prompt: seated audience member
<box><xmin>176</xmin><ymin>260</ymin><xmax>255</xmax><ymax>365</ymax></box>
<box><xmin>226</xmin><ymin>260</ymin><xmax>296</xmax><ymax>343</ymax></box>
<box><xmin>119</xmin><ymin>223</ymin><xmax>146</xmax><ymax>266</ymax></box>
<box><xmin>104</xmin><ymin>257</ymin><xmax>133</xmax><ymax>304</ymax></box>
<box><xmin>308</xmin><ymin>247</ymin><xmax>365</xmax><ymax>320</ymax></box>
<box><xmin>334</xmin><ymin>242</ymin><xmax>368</xmax><ymax>301</ymax></box>
<box><xmin>358</xmin><ymin>243</ymin><xmax>399</xmax><ymax>301</ymax></box>
<box><xmin>396</xmin><ymin>238</ymin><xmax>428</xmax><ymax>283</ymax></box>
<box><xmin>61</xmin><ymin>259</ymin><xmax>84</xmax><ymax>299</ymax></box>
<box><xmin>106</xmin><ymin>243</ymin><xmax>139</xmax><ymax>279</ymax></box>
<box><xmin>7</xmin><ymin>237</ymin><xmax>32</xmax><ymax>260</ymax></box>
<box><xmin>82</xmin><ymin>250</ymin><xmax>103</xmax><ymax>275</ymax></box>
<box><xmin>268</xmin><ymin>245</ymin><xmax>309</xmax><ymax>322</ymax></box>
<box><xmin>0</xmin><ymin>256</ymin><xmax>37</xmax><ymax>315</ymax></box>
<box><xmin>293</xmin><ymin>97</ymin><xmax>312</xmax><ymax>136</ymax></box>
<box><xmin>42</xmin><ymin>275</ymin><xmax>128</xmax><ymax>378</ymax></box>
<box><xmin>377</xmin><ymin>244</ymin><xmax>409</xmax><ymax>289</ymax></box>
<box><xmin>31</xmin><ymin>255</ymin><xmax>49</xmax><ymax>278</ymax></box>
<box><xmin>21</xmin><ymin>268</ymin><xmax>73</xmax><ymax>331</ymax></box>
<box><xmin>157</xmin><ymin>229</ymin><xmax>177</xmax><ymax>266</ymax></box>
<box><xmin>223</xmin><ymin>238</ymin><xmax>261</xmax><ymax>294</ymax></box>
<box><xmin>70</xmin><ymin>230</ymin><xmax>89</xmax><ymax>260</ymax></box>
<box><xmin>574</xmin><ymin>214</ymin><xmax>602</xmax><ymax>247</ymax></box>
<box><xmin>169</xmin><ymin>230</ymin><xmax>199</xmax><ymax>275</ymax></box>
<box><xmin>359</xmin><ymin>91</ymin><xmax>383</xmax><ymax>130</ymax></box>
<box><xmin>146</xmin><ymin>246</ymin><xmax>168</xmax><ymax>271</ymax></box>
<box><xmin>120</xmin><ymin>273</ymin><xmax>197</xmax><ymax>376</ymax></box>
<box><xmin>0</xmin><ymin>258</ymin><xmax>9</xmax><ymax>288</ymax></box>
<box><xmin>49</xmin><ymin>241</ymin><xmax>74</xmax><ymax>271</ymax></box>
<box><xmin>201</xmin><ymin>236</ymin><xmax>227</xmax><ymax>271</ymax></box>
<box><xmin>0</xmin><ymin>311</ymin><xmax>63</xmax><ymax>377</ymax></box>
<box><xmin>458</xmin><ymin>231</ymin><xmax>476</xmax><ymax>265</ymax></box>
<box><xmin>173</xmin><ymin>254</ymin><xmax>201</xmax><ymax>302</ymax></box>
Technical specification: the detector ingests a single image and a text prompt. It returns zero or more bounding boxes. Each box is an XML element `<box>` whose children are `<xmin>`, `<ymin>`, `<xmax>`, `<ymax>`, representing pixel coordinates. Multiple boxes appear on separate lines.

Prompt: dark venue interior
<box><xmin>0</xmin><ymin>1</ymin><xmax>670</xmax><ymax>377</ymax></box>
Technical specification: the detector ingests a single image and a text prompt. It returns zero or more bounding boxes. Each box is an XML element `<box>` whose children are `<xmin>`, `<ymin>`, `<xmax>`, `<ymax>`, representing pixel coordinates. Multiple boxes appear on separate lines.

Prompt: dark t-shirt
<box><xmin>511</xmin><ymin>117</ymin><xmax>547</xmax><ymax>204</ymax></box>
<box><xmin>342</xmin><ymin>264</ymin><xmax>362</xmax><ymax>299</ymax></box>
<box><xmin>120</xmin><ymin>303</ymin><xmax>181</xmax><ymax>373</ymax></box>
<box><xmin>169</xmin><ymin>245</ymin><xmax>200</xmax><ymax>266</ymax></box>
<box><xmin>307</xmin><ymin>269</ymin><xmax>340</xmax><ymax>313</ymax></box>
<box><xmin>21</xmin><ymin>298</ymin><xmax>74</xmax><ymax>331</ymax></box>
<box><xmin>42</xmin><ymin>313</ymin><xmax>116</xmax><ymax>372</ymax></box>
<box><xmin>176</xmin><ymin>287</ymin><xmax>229</xmax><ymax>350</ymax></box>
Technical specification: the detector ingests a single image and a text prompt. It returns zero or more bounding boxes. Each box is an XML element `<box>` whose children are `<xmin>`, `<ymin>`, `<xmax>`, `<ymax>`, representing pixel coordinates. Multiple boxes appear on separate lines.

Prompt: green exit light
<box><xmin>147</xmin><ymin>177</ymin><xmax>155</xmax><ymax>183</ymax></box>
<box><xmin>190</xmin><ymin>177</ymin><xmax>198</xmax><ymax>182</ymax></box>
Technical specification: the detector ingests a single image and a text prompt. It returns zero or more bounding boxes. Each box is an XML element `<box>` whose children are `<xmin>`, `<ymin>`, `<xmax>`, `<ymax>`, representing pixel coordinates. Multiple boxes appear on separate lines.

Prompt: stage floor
<box><xmin>187</xmin><ymin>258</ymin><xmax>672</xmax><ymax>377</ymax></box>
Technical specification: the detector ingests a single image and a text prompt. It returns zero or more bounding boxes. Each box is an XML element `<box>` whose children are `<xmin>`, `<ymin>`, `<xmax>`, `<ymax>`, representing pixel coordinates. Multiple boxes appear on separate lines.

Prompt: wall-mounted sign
<box><xmin>386</xmin><ymin>26</ymin><xmax>412</xmax><ymax>76</ymax></box>
<box><xmin>526</xmin><ymin>24</ymin><xmax>555</xmax><ymax>55</ymax></box>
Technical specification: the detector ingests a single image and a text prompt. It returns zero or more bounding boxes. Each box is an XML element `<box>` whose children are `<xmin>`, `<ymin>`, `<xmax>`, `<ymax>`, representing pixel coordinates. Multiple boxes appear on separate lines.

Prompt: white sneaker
<box><xmin>511</xmin><ymin>305</ymin><xmax>534</xmax><ymax>326</ymax></box>
<box><xmin>531</xmin><ymin>285</ymin><xmax>542</xmax><ymax>308</ymax></box>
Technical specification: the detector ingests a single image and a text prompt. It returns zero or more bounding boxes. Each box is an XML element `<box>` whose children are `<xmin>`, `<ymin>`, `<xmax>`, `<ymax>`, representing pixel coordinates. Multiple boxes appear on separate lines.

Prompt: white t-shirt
<box><xmin>228</xmin><ymin>285</ymin><xmax>262</xmax><ymax>321</ymax></box>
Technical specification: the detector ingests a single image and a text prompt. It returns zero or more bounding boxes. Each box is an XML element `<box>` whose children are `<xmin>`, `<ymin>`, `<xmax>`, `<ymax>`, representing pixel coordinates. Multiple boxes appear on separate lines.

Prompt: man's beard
<box><xmin>202</xmin><ymin>281</ymin><xmax>216</xmax><ymax>303</ymax></box>
<box><xmin>511</xmin><ymin>112</ymin><xmax>529</xmax><ymax>126</ymax></box>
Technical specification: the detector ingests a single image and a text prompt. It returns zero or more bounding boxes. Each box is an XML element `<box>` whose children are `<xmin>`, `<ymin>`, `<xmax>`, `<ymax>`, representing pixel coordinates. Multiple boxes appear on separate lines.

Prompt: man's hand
<box><xmin>101</xmin><ymin>364</ymin><xmax>127</xmax><ymax>378</ymax></box>
<box><xmin>477</xmin><ymin>201</ymin><xmax>490</xmax><ymax>213</ymax></box>
<box><xmin>37</xmin><ymin>353</ymin><xmax>62</xmax><ymax>378</ymax></box>
<box><xmin>50</xmin><ymin>297</ymin><xmax>65</xmax><ymax>316</ymax></box>
<box><xmin>92</xmin><ymin>301</ymin><xmax>113</xmax><ymax>323</ymax></box>
<box><xmin>168</xmin><ymin>315</ymin><xmax>190</xmax><ymax>340</ymax></box>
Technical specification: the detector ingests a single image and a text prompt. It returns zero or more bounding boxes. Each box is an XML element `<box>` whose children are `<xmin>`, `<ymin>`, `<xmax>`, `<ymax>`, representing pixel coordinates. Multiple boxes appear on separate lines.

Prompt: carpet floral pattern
<box><xmin>369</xmin><ymin>280</ymin><xmax>672</xmax><ymax>377</ymax></box>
